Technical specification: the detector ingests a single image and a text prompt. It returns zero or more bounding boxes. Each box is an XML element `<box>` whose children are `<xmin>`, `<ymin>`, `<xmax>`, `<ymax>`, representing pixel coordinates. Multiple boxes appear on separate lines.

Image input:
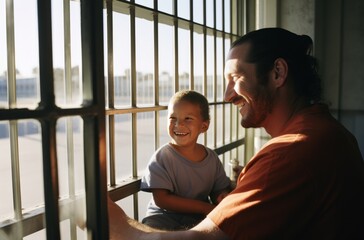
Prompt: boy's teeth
<box><xmin>175</xmin><ymin>132</ymin><xmax>187</xmax><ymax>136</ymax></box>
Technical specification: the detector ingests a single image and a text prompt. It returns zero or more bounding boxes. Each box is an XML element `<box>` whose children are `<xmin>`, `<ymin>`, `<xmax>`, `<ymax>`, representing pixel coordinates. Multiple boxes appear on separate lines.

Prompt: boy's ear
<box><xmin>201</xmin><ymin>121</ymin><xmax>210</xmax><ymax>133</ymax></box>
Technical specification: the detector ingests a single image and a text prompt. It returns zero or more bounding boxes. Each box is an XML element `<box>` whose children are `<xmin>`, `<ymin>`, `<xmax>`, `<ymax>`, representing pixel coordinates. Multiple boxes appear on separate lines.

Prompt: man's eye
<box><xmin>233</xmin><ymin>76</ymin><xmax>241</xmax><ymax>82</ymax></box>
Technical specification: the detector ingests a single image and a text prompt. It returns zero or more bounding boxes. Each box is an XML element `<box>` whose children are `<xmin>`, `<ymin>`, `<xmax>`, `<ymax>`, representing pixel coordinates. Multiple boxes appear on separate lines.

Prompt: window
<box><xmin>0</xmin><ymin>0</ymin><xmax>246</xmax><ymax>239</ymax></box>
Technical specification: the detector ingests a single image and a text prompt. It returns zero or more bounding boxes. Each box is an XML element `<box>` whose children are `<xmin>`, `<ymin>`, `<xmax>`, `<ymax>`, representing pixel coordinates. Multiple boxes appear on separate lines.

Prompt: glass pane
<box><xmin>158</xmin><ymin>0</ymin><xmax>173</xmax><ymax>14</ymax></box>
<box><xmin>233</xmin><ymin>107</ymin><xmax>239</xmax><ymax>141</ymax></box>
<box><xmin>52</xmin><ymin>0</ymin><xmax>82</xmax><ymax>107</ymax></box>
<box><xmin>0</xmin><ymin>0</ymin><xmax>5</xmax><ymax>60</ymax></box>
<box><xmin>178</xmin><ymin>0</ymin><xmax>190</xmax><ymax>20</ymax></box>
<box><xmin>0</xmin><ymin>0</ymin><xmax>7</xmax><ymax>109</ymax></box>
<box><xmin>206</xmin><ymin>33</ymin><xmax>214</xmax><ymax>101</ymax></box>
<box><xmin>23</xmin><ymin>230</ymin><xmax>46</xmax><ymax>240</ymax></box>
<box><xmin>216</xmin><ymin>105</ymin><xmax>224</xmax><ymax>146</ymax></box>
<box><xmin>224</xmin><ymin>104</ymin><xmax>231</xmax><ymax>142</ymax></box>
<box><xmin>10</xmin><ymin>0</ymin><xmax>40</xmax><ymax>109</ymax></box>
<box><xmin>116</xmin><ymin>197</ymin><xmax>133</xmax><ymax>219</ymax></box>
<box><xmin>138</xmin><ymin>191</ymin><xmax>150</xmax><ymax>220</ymax></box>
<box><xmin>13</xmin><ymin>0</ymin><xmax>39</xmax><ymax>84</ymax></box>
<box><xmin>22</xmin><ymin>224</ymin><xmax>87</xmax><ymax>240</ymax></box>
<box><xmin>216</xmin><ymin>36</ymin><xmax>224</xmax><ymax>101</ymax></box>
<box><xmin>136</xmin><ymin>0</ymin><xmax>153</xmax><ymax>9</ymax></box>
<box><xmin>17</xmin><ymin>120</ymin><xmax>43</xmax><ymax>210</ymax></box>
<box><xmin>254</xmin><ymin>128</ymin><xmax>270</xmax><ymax>153</ymax></box>
<box><xmin>193</xmin><ymin>0</ymin><xmax>203</xmax><ymax>24</ymax></box>
<box><xmin>222</xmin><ymin>152</ymin><xmax>230</xmax><ymax>173</ymax></box>
<box><xmin>206</xmin><ymin>0</ymin><xmax>214</xmax><ymax>27</ymax></box>
<box><xmin>137</xmin><ymin>112</ymin><xmax>155</xmax><ymax>174</ymax></box>
<box><xmin>193</xmin><ymin>31</ymin><xmax>204</xmax><ymax>93</ymax></box>
<box><xmin>216</xmin><ymin>0</ymin><xmax>223</xmax><ymax>30</ymax></box>
<box><xmin>0</xmin><ymin>79</ymin><xmax>7</xmax><ymax>109</ymax></box>
<box><xmin>114</xmin><ymin>74</ymin><xmax>131</xmax><ymax>108</ymax></box>
<box><xmin>0</xmin><ymin>121</ymin><xmax>12</xmax><ymax>221</ymax></box>
<box><xmin>136</xmin><ymin>17</ymin><xmax>154</xmax><ymax>107</ymax></box>
<box><xmin>16</xmin><ymin>77</ymin><xmax>39</xmax><ymax>108</ymax></box>
<box><xmin>158</xmin><ymin>110</ymin><xmax>170</xmax><ymax>146</ymax></box>
<box><xmin>52</xmin><ymin>0</ymin><xmax>65</xmax><ymax>106</ymax></box>
<box><xmin>70</xmin><ymin>1</ymin><xmax>82</xmax><ymax>104</ymax></box>
<box><xmin>56</xmin><ymin>117</ymin><xmax>84</xmax><ymax>199</ymax></box>
<box><xmin>1</xmin><ymin>0</ymin><xmax>41</xmax><ymax>109</ymax></box>
<box><xmin>178</xmin><ymin>28</ymin><xmax>190</xmax><ymax>91</ymax></box>
<box><xmin>224</xmin><ymin>0</ymin><xmax>231</xmax><ymax>32</ymax></box>
<box><xmin>206</xmin><ymin>105</ymin><xmax>215</xmax><ymax>148</ymax></box>
<box><xmin>225</xmin><ymin>36</ymin><xmax>231</xmax><ymax>59</ymax></box>
<box><xmin>60</xmin><ymin>219</ymin><xmax>88</xmax><ymax>239</ymax></box>
<box><xmin>113</xmin><ymin>12</ymin><xmax>131</xmax><ymax>107</ymax></box>
<box><xmin>114</xmin><ymin>114</ymin><xmax>132</xmax><ymax>180</ymax></box>
<box><xmin>158</xmin><ymin>23</ymin><xmax>174</xmax><ymax>105</ymax></box>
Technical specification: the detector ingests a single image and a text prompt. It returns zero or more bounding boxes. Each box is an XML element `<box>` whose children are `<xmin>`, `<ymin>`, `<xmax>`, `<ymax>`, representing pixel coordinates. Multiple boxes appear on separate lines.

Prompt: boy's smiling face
<box><xmin>167</xmin><ymin>100</ymin><xmax>209</xmax><ymax>147</ymax></box>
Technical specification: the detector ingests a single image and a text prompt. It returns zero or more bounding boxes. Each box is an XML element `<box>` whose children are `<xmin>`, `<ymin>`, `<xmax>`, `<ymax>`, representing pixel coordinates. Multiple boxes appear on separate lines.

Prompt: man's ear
<box><xmin>273</xmin><ymin>58</ymin><xmax>288</xmax><ymax>88</ymax></box>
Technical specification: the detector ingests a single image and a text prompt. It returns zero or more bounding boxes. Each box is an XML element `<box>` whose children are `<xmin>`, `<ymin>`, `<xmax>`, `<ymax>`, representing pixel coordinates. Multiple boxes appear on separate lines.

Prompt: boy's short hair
<box><xmin>169</xmin><ymin>90</ymin><xmax>210</xmax><ymax>121</ymax></box>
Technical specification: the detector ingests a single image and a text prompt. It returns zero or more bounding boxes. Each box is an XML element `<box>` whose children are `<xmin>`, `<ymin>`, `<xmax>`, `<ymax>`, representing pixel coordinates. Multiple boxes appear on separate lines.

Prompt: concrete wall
<box><xmin>337</xmin><ymin>0</ymin><xmax>364</xmax><ymax>157</ymax></box>
<box><xmin>341</xmin><ymin>0</ymin><xmax>364</xmax><ymax>110</ymax></box>
<box><xmin>278</xmin><ymin>0</ymin><xmax>315</xmax><ymax>38</ymax></box>
<box><xmin>276</xmin><ymin>0</ymin><xmax>364</xmax><ymax>158</ymax></box>
<box><xmin>315</xmin><ymin>0</ymin><xmax>364</xmax><ymax>157</ymax></box>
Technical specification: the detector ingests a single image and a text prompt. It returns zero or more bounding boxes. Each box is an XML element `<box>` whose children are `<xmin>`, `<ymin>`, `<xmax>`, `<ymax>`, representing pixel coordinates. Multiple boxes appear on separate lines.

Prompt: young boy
<box><xmin>140</xmin><ymin>90</ymin><xmax>231</xmax><ymax>230</ymax></box>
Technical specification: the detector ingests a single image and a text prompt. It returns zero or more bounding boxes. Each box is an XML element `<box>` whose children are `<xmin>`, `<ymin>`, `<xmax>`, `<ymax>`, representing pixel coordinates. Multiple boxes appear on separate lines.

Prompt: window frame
<box><xmin>0</xmin><ymin>0</ymin><xmax>248</xmax><ymax>239</ymax></box>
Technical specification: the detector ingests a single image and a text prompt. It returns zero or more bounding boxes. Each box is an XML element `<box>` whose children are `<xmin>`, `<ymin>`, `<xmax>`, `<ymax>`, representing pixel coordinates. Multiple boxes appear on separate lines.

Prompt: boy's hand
<box><xmin>216</xmin><ymin>191</ymin><xmax>229</xmax><ymax>203</ymax></box>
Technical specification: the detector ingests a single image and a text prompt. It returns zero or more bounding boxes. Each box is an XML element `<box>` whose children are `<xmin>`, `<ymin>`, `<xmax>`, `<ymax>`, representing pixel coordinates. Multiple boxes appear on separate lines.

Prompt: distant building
<box><xmin>0</xmin><ymin>76</ymin><xmax>38</xmax><ymax>101</ymax></box>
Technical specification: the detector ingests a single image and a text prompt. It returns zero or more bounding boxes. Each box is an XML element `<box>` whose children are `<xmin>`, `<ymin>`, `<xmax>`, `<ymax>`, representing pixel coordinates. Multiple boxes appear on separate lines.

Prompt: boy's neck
<box><xmin>170</xmin><ymin>142</ymin><xmax>207</xmax><ymax>162</ymax></box>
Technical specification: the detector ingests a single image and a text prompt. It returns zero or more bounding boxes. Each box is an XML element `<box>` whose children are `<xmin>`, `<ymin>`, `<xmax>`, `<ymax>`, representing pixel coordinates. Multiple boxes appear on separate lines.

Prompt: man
<box><xmin>108</xmin><ymin>28</ymin><xmax>364</xmax><ymax>239</ymax></box>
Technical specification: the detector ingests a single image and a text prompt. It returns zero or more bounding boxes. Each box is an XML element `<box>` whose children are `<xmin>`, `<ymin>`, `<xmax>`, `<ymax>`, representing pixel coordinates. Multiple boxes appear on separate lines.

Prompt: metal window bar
<box><xmin>213</xmin><ymin>0</ymin><xmax>218</xmax><ymax>149</ymax></box>
<box><xmin>129</xmin><ymin>0</ymin><xmax>140</xmax><ymax>221</ymax></box>
<box><xmin>106</xmin><ymin>0</ymin><xmax>117</xmax><ymax>188</ymax></box>
<box><xmin>2</xmin><ymin>0</ymin><xmax>115</xmax><ymax>239</ymax></box>
<box><xmin>153</xmin><ymin>0</ymin><xmax>161</xmax><ymax>151</ymax></box>
<box><xmin>6</xmin><ymin>1</ymin><xmax>23</xmax><ymax>239</ymax></box>
<box><xmin>62</xmin><ymin>1</ymin><xmax>78</xmax><ymax>239</ymax></box>
<box><xmin>189</xmin><ymin>0</ymin><xmax>194</xmax><ymax>90</ymax></box>
<box><xmin>221</xmin><ymin>0</ymin><xmax>227</xmax><ymax>164</ymax></box>
<box><xmin>80</xmin><ymin>0</ymin><xmax>109</xmax><ymax>239</ymax></box>
<box><xmin>37</xmin><ymin>1</ymin><xmax>61</xmax><ymax>240</ymax></box>
<box><xmin>203</xmin><ymin>0</ymin><xmax>208</xmax><ymax>145</ymax></box>
<box><xmin>173</xmin><ymin>0</ymin><xmax>179</xmax><ymax>92</ymax></box>
<box><xmin>106</xmin><ymin>0</ymin><xmax>244</xmax><ymax>221</ymax></box>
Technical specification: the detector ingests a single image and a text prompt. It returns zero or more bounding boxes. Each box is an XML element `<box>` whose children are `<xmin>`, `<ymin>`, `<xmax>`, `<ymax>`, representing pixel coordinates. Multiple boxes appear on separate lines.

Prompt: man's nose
<box><xmin>224</xmin><ymin>83</ymin><xmax>237</xmax><ymax>102</ymax></box>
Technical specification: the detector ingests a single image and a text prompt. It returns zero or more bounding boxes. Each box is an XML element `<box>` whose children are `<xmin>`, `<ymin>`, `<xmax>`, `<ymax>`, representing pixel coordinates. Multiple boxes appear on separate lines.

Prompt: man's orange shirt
<box><xmin>208</xmin><ymin>104</ymin><xmax>364</xmax><ymax>239</ymax></box>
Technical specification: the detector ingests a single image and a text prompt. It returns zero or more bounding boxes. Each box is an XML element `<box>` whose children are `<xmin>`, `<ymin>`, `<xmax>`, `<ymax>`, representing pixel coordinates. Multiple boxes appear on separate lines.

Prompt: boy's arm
<box><xmin>209</xmin><ymin>185</ymin><xmax>233</xmax><ymax>205</ymax></box>
<box><xmin>210</xmin><ymin>190</ymin><xmax>229</xmax><ymax>204</ymax></box>
<box><xmin>210</xmin><ymin>162</ymin><xmax>243</xmax><ymax>204</ymax></box>
<box><xmin>108</xmin><ymin>196</ymin><xmax>229</xmax><ymax>240</ymax></box>
<box><xmin>152</xmin><ymin>189</ymin><xmax>215</xmax><ymax>215</ymax></box>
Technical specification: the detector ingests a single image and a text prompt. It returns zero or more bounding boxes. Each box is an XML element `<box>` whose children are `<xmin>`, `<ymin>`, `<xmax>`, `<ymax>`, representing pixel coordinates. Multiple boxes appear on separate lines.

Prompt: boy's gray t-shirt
<box><xmin>140</xmin><ymin>143</ymin><xmax>230</xmax><ymax>215</ymax></box>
